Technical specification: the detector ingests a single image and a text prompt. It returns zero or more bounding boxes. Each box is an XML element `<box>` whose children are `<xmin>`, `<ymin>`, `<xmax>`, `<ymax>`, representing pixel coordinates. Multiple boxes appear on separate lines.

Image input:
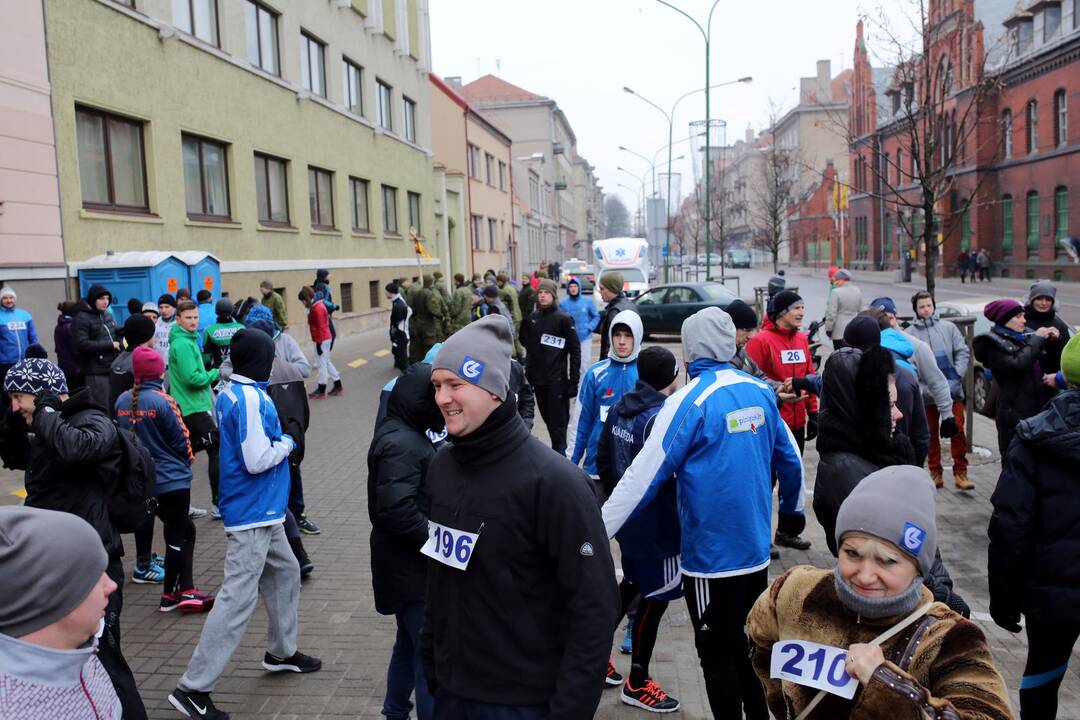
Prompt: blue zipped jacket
<box><xmin>0</xmin><ymin>307</ymin><xmax>38</xmax><ymax>364</ymax></box>
<box><xmin>602</xmin><ymin>307</ymin><xmax>804</xmax><ymax>577</ymax></box>
<box><xmin>597</xmin><ymin>381</ymin><xmax>680</xmax><ymax>560</ymax></box>
<box><xmin>215</xmin><ymin>374</ymin><xmax>294</xmax><ymax>531</ymax></box>
<box><xmin>115</xmin><ymin>378</ymin><xmax>194</xmax><ymax>495</ymax></box>
<box><xmin>571</xmin><ymin>310</ymin><xmax>642</xmax><ymax>475</ymax></box>
<box><xmin>559</xmin><ymin>279</ymin><xmax>601</xmax><ymax>342</ymax></box>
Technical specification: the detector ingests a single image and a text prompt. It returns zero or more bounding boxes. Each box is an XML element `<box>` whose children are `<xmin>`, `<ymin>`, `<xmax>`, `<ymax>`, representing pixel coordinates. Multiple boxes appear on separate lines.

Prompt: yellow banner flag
<box><xmin>410</xmin><ymin>227</ymin><xmax>431</xmax><ymax>260</ymax></box>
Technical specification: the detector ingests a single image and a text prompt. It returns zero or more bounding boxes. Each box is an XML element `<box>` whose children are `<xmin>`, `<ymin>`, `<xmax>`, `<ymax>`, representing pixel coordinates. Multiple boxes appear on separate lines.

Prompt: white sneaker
<box><xmin>188</xmin><ymin>506</ymin><xmax>209</xmax><ymax>519</ymax></box>
<box><xmin>210</xmin><ymin>505</ymin><xmax>222</xmax><ymax>520</ymax></box>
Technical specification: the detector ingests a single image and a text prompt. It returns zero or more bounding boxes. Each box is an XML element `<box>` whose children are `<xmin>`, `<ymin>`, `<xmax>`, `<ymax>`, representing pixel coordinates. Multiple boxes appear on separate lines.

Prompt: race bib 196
<box><xmin>780</xmin><ymin>349</ymin><xmax>806</xmax><ymax>365</ymax></box>
<box><xmin>540</xmin><ymin>333</ymin><xmax>566</xmax><ymax>349</ymax></box>
<box><xmin>769</xmin><ymin>640</ymin><xmax>859</xmax><ymax>699</ymax></box>
<box><xmin>420</xmin><ymin>521</ymin><xmax>480</xmax><ymax>571</ymax></box>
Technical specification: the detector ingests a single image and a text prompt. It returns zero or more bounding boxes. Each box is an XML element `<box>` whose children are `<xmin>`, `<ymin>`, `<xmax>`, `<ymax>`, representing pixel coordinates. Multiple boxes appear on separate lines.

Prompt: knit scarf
<box><xmin>833</xmin><ymin>565</ymin><xmax>923</xmax><ymax>619</ymax></box>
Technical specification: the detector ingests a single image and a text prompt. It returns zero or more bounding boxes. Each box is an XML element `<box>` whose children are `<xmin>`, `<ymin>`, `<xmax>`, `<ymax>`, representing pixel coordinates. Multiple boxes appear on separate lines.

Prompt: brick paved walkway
<box><xmin>3</xmin><ymin>327</ymin><xmax>1078</xmax><ymax>718</ymax></box>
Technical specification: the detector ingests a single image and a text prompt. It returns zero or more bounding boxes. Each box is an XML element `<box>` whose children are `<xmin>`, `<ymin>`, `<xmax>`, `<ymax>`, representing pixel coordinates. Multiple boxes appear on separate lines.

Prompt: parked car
<box><xmin>633</xmin><ymin>282</ymin><xmax>738</xmax><ymax>336</ymax></box>
<box><xmin>934</xmin><ymin>297</ymin><xmax>1011</xmax><ymax>417</ymax></box>
<box><xmin>727</xmin><ymin>249</ymin><xmax>752</xmax><ymax>268</ymax></box>
<box><xmin>562</xmin><ymin>259</ymin><xmax>597</xmax><ymax>293</ymax></box>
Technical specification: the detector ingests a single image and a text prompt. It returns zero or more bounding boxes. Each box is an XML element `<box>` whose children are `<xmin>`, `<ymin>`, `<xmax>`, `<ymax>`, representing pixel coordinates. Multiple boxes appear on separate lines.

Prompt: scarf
<box><xmin>833</xmin><ymin>565</ymin><xmax>923</xmax><ymax>619</ymax></box>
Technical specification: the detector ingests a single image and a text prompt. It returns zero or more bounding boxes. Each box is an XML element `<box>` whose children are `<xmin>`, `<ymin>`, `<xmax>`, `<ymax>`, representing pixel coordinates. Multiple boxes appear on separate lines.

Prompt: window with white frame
<box><xmin>1054</xmin><ymin>89</ymin><xmax>1067</xmax><ymax>147</ymax></box>
<box><xmin>1002</xmin><ymin>109</ymin><xmax>1013</xmax><ymax>158</ymax></box>
<box><xmin>1027</xmin><ymin>100</ymin><xmax>1038</xmax><ymax>154</ymax></box>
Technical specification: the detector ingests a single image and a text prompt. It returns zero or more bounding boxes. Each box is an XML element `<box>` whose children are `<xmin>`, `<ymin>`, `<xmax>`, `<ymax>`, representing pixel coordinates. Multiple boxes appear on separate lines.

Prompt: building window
<box><xmin>961</xmin><ymin>203</ymin><xmax>972</xmax><ymax>251</ymax></box>
<box><xmin>498</xmin><ymin>161</ymin><xmax>506</xmax><ymax>191</ymax></box>
<box><xmin>488</xmin><ymin>218</ymin><xmax>497</xmax><ymax>250</ymax></box>
<box><xmin>407</xmin><ymin>191</ymin><xmax>421</xmax><ymax>233</ymax></box>
<box><xmin>1002</xmin><ymin>109</ymin><xmax>1013</xmax><ymax>158</ymax></box>
<box><xmin>528</xmin><ymin>171</ymin><xmax>540</xmax><ymax>209</ymax></box>
<box><xmin>368</xmin><ymin>280</ymin><xmax>380</xmax><ymax>309</ymax></box>
<box><xmin>376</xmin><ymin>80</ymin><xmax>393</xmax><ymax>130</ymax></box>
<box><xmin>172</xmin><ymin>0</ymin><xmax>218</xmax><ymax>46</ymax></box>
<box><xmin>1045</xmin><ymin>4</ymin><xmax>1062</xmax><ymax>39</ymax></box>
<box><xmin>308</xmin><ymin>166</ymin><xmax>334</xmax><ymax>229</ymax></box>
<box><xmin>471</xmin><ymin>214</ymin><xmax>482</xmax><ymax>250</ymax></box>
<box><xmin>182</xmin><ymin>134</ymin><xmax>229</xmax><ymax>219</ymax></box>
<box><xmin>895</xmin><ymin>149</ymin><xmax>903</xmax><ymax>185</ymax></box>
<box><xmin>382</xmin><ymin>185</ymin><xmax>399</xmax><ymax>234</ymax></box>
<box><xmin>349</xmin><ymin>177</ymin><xmax>370</xmax><ymax>231</ymax></box>
<box><xmin>75</xmin><ymin>106</ymin><xmax>148</xmax><ymax>212</ymax></box>
<box><xmin>1056</xmin><ymin>186</ymin><xmax>1069</xmax><ymax>240</ymax></box>
<box><xmin>244</xmin><ymin>1</ymin><xmax>279</xmax><ymax>75</ymax></box>
<box><xmin>339</xmin><ymin>282</ymin><xmax>354</xmax><ymax>313</ymax></box>
<box><xmin>1054</xmin><ymin>89</ymin><xmax>1067</xmax><ymax>147</ymax></box>
<box><xmin>402</xmin><ymin>97</ymin><xmax>416</xmax><ymax>142</ymax></box>
<box><xmin>1002</xmin><ymin>195</ymin><xmax>1014</xmax><ymax>253</ymax></box>
<box><xmin>467</xmin><ymin>145</ymin><xmax>480</xmax><ymax>179</ymax></box>
<box><xmin>485</xmin><ymin>153</ymin><xmax>494</xmax><ymax>185</ymax></box>
<box><xmin>342</xmin><ymin>59</ymin><xmax>363</xmax><ymax>115</ymax></box>
<box><xmin>1027</xmin><ymin>190</ymin><xmax>1040</xmax><ymax>251</ymax></box>
<box><xmin>1027</xmin><ymin>100</ymin><xmax>1038</xmax><ymax>154</ymax></box>
<box><xmin>299</xmin><ymin>31</ymin><xmax>326</xmax><ymax>98</ymax></box>
<box><xmin>254</xmin><ymin>152</ymin><xmax>289</xmax><ymax>225</ymax></box>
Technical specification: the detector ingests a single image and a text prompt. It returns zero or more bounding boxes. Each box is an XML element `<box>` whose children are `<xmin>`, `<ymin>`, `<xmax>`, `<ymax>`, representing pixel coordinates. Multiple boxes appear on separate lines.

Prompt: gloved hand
<box><xmin>944</xmin><ymin>591</ymin><xmax>971</xmax><ymax>619</ymax></box>
<box><xmin>791</xmin><ymin>376</ymin><xmax>817</xmax><ymax>397</ymax></box>
<box><xmin>33</xmin><ymin>392</ymin><xmax>63</xmax><ymax>419</ymax></box>
<box><xmin>990</xmin><ymin>604</ymin><xmax>1022</xmax><ymax>633</ymax></box>
<box><xmin>315</xmin><ymin>342</ymin><xmax>323</xmax><ymax>356</ymax></box>
<box><xmin>805</xmin><ymin>413</ymin><xmax>818</xmax><ymax>442</ymax></box>
<box><xmin>567</xmin><ymin>382</ymin><xmax>578</xmax><ymax>400</ymax></box>
<box><xmin>939</xmin><ymin>416</ymin><xmax>959</xmax><ymax>439</ymax></box>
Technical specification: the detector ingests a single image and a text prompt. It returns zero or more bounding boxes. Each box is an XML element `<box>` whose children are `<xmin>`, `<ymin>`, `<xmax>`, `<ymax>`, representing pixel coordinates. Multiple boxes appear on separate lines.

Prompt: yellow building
<box><xmin>46</xmin><ymin>0</ymin><xmax>438</xmax><ymax>328</ymax></box>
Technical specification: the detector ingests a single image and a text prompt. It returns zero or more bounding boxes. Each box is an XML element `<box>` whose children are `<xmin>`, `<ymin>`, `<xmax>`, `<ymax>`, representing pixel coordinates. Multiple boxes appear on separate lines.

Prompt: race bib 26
<box><xmin>780</xmin><ymin>349</ymin><xmax>806</xmax><ymax>365</ymax></box>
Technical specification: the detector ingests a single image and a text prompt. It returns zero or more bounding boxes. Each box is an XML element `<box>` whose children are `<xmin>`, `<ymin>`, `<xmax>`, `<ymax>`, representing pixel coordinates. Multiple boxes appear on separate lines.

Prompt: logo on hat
<box><xmin>579</xmin><ymin>542</ymin><xmax>595</xmax><ymax>557</ymax></box>
<box><xmin>460</xmin><ymin>356</ymin><xmax>485</xmax><ymax>381</ymax></box>
<box><xmin>901</xmin><ymin>522</ymin><xmax>926</xmax><ymax>554</ymax></box>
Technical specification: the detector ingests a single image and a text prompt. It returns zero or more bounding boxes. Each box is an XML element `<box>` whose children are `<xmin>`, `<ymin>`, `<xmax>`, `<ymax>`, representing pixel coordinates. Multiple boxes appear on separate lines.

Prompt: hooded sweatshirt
<box><xmin>906</xmin><ymin>313</ymin><xmax>970</xmax><ymax>402</ymax></box>
<box><xmin>167</xmin><ymin>322</ymin><xmax>219</xmax><ymax>415</ymax></box>
<box><xmin>602</xmin><ymin>307</ymin><xmax>805</xmax><ymax>577</ymax></box>
<box><xmin>0</xmin><ymin>633</ymin><xmax>121</xmax><ymax>720</ymax></box>
<box><xmin>559</xmin><ymin>278</ymin><xmax>601</xmax><ymax>342</ymax></box>
<box><xmin>880</xmin><ymin>329</ymin><xmax>930</xmax><ymax>464</ymax></box>
<box><xmin>115</xmin><ymin>377</ymin><xmax>195</xmax><ymax>495</ymax></box>
<box><xmin>571</xmin><ymin>310</ymin><xmax>642</xmax><ymax>475</ymax></box>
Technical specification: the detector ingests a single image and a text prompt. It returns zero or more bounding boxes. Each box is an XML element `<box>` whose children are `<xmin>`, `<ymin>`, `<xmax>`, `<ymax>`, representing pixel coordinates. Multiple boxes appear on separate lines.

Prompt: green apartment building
<box><xmin>46</xmin><ymin>0</ymin><xmax>437</xmax><ymax>326</ymax></box>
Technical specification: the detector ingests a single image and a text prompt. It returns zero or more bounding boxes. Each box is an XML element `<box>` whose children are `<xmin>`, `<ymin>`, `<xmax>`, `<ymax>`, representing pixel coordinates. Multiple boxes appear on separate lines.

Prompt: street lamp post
<box><xmin>616</xmin><ymin>182</ymin><xmax>643</xmax><ymax>236</ymax></box>
<box><xmin>618</xmin><ymin>146</ymin><xmax>656</xmax><ymax>196</ymax></box>
<box><xmin>617</xmin><ymin>167</ymin><xmax>648</xmax><ymax>237</ymax></box>
<box><xmin>624</xmin><ymin>72</ymin><xmax>751</xmax><ymax>282</ymax></box>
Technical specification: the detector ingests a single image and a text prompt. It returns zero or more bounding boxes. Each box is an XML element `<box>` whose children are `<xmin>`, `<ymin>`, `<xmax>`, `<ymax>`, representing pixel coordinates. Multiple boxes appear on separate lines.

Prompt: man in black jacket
<box><xmin>368</xmin><ymin>363</ymin><xmax>444</xmax><ymax>720</ymax></box>
<box><xmin>423</xmin><ymin>315</ymin><xmax>619</xmax><ymax>720</ymax></box>
<box><xmin>521</xmin><ymin>279</ymin><xmax>580</xmax><ymax>454</ymax></box>
<box><xmin>596</xmin><ymin>272</ymin><xmax>639</xmax><ymax>360</ymax></box>
<box><xmin>386</xmin><ymin>282</ymin><xmax>411</xmax><ymax>372</ymax></box>
<box><xmin>989</xmin><ymin>334</ymin><xmax>1080</xmax><ymax>719</ymax></box>
<box><xmin>73</xmin><ymin>283</ymin><xmax>120</xmax><ymax>405</ymax></box>
<box><xmin>0</xmin><ymin>358</ymin><xmax>146</xmax><ymax>719</ymax></box>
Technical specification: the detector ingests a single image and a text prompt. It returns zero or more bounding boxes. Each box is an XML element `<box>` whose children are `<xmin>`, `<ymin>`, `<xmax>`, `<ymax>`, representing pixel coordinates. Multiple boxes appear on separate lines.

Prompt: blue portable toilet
<box><xmin>76</xmin><ymin>252</ymin><xmax>188</xmax><ymax>325</ymax></box>
<box><xmin>175</xmin><ymin>252</ymin><xmax>221</xmax><ymax>300</ymax></box>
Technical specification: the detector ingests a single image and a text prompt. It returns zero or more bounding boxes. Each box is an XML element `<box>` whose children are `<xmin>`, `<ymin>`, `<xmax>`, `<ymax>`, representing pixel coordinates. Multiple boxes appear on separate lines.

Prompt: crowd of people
<box><xmin>1</xmin><ymin>259</ymin><xmax>1078</xmax><ymax>719</ymax></box>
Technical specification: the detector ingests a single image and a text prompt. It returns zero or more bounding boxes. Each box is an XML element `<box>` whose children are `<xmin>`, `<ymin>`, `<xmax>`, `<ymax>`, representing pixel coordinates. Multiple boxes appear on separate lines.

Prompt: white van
<box><xmin>592</xmin><ymin>237</ymin><xmax>650</xmax><ymax>298</ymax></box>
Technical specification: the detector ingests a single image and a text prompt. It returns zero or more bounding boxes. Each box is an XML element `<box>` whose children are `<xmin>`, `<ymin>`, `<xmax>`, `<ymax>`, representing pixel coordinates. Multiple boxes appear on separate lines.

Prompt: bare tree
<box><xmin>604</xmin><ymin>195</ymin><xmax>633</xmax><ymax>238</ymax></box>
<box><xmin>751</xmin><ymin>125</ymin><xmax>797</xmax><ymax>274</ymax></box>
<box><xmin>673</xmin><ymin>193</ymin><xmax>703</xmax><ymax>280</ymax></box>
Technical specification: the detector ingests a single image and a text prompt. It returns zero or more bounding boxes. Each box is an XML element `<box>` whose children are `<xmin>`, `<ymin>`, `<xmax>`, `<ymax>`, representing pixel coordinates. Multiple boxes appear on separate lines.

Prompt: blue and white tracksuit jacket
<box><xmin>215</xmin><ymin>374</ymin><xmax>295</xmax><ymax>532</ymax></box>
<box><xmin>602</xmin><ymin>359</ymin><xmax>805</xmax><ymax>577</ymax></box>
<box><xmin>0</xmin><ymin>307</ymin><xmax>38</xmax><ymax>365</ymax></box>
<box><xmin>559</xmin><ymin>279</ymin><xmax>601</xmax><ymax>342</ymax></box>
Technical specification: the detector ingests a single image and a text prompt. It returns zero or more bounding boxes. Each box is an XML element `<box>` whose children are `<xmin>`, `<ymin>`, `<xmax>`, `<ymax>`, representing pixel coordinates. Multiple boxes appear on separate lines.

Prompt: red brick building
<box><xmin>788</xmin><ymin>161</ymin><xmax>842</xmax><ymax>268</ymax></box>
<box><xmin>847</xmin><ymin>0</ymin><xmax>1079</xmax><ymax>281</ymax></box>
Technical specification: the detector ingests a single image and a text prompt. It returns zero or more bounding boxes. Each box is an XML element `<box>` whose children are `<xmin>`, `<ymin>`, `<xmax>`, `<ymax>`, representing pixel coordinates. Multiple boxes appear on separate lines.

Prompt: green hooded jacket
<box><xmin>168</xmin><ymin>322</ymin><xmax>220</xmax><ymax>415</ymax></box>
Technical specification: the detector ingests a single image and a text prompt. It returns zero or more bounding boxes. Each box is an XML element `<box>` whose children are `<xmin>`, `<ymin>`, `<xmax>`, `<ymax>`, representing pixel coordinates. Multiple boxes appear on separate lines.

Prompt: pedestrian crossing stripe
<box><xmin>348</xmin><ymin>358</ymin><xmax>368</xmax><ymax>368</ymax></box>
<box><xmin>11</xmin><ymin>488</ymin><xmax>26</xmax><ymax>499</ymax></box>
<box><xmin>373</xmin><ymin>349</ymin><xmax>390</xmax><ymax>358</ymax></box>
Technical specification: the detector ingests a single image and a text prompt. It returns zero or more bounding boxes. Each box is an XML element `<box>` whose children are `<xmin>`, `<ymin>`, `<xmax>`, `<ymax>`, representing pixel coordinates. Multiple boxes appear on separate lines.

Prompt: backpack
<box><xmin>109</xmin><ymin>423</ymin><xmax>158</xmax><ymax>533</ymax></box>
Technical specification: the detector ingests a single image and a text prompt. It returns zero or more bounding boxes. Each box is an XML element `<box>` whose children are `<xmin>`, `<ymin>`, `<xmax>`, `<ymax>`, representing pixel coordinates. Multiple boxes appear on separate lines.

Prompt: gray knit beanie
<box><xmin>835</xmin><ymin>465</ymin><xmax>938</xmax><ymax>577</ymax></box>
<box><xmin>0</xmin><ymin>506</ymin><xmax>107</xmax><ymax>638</ymax></box>
<box><xmin>434</xmin><ymin>314</ymin><xmax>513</xmax><ymax>400</ymax></box>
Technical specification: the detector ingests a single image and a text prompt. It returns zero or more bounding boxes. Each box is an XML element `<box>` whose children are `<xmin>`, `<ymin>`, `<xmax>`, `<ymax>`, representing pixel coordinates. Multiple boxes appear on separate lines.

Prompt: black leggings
<box><xmin>156</xmin><ymin>489</ymin><xmax>196</xmax><ymax>594</ymax></box>
<box><xmin>1021</xmin><ymin>620</ymin><xmax>1080</xmax><ymax>720</ymax></box>
<box><xmin>618</xmin><ymin>578</ymin><xmax>669</xmax><ymax>686</ymax></box>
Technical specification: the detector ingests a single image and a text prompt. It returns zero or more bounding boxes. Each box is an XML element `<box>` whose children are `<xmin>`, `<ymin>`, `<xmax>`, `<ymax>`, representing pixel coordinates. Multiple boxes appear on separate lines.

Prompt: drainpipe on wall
<box><xmin>464</xmin><ymin>108</ymin><xmax>476</xmax><ymax>277</ymax></box>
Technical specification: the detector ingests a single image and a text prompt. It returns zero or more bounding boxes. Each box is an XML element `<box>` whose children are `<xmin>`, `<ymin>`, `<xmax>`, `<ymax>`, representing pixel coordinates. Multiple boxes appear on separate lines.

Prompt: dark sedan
<box><xmin>634</xmin><ymin>282</ymin><xmax>739</xmax><ymax>336</ymax></box>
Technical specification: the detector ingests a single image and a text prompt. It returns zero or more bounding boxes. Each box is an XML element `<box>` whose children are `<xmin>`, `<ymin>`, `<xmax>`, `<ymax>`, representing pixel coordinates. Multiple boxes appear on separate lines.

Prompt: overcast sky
<box><xmin>430</xmin><ymin>0</ymin><xmax>914</xmax><ymax>216</ymax></box>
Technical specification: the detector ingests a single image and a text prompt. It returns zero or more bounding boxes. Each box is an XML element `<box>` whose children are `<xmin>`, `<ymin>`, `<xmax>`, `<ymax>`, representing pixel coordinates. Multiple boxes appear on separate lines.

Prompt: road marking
<box><xmin>348</xmin><ymin>358</ymin><xmax>368</xmax><ymax>368</ymax></box>
<box><xmin>11</xmin><ymin>488</ymin><xmax>26</xmax><ymax>499</ymax></box>
<box><xmin>373</xmin><ymin>349</ymin><xmax>390</xmax><ymax>358</ymax></box>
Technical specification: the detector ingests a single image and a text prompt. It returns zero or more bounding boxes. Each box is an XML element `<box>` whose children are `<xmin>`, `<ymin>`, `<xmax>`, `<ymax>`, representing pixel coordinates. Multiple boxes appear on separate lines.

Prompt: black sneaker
<box><xmin>774</xmin><ymin>530</ymin><xmax>811</xmax><ymax>550</ymax></box>
<box><xmin>262</xmin><ymin>650</ymin><xmax>322</xmax><ymax>673</ymax></box>
<box><xmin>606</xmin><ymin>659</ymin><xmax>624</xmax><ymax>686</ymax></box>
<box><xmin>621</xmin><ymin>679</ymin><xmax>680</xmax><ymax>713</ymax></box>
<box><xmin>297</xmin><ymin>514</ymin><xmax>321</xmax><ymax>535</ymax></box>
<box><xmin>168</xmin><ymin>687</ymin><xmax>229</xmax><ymax>719</ymax></box>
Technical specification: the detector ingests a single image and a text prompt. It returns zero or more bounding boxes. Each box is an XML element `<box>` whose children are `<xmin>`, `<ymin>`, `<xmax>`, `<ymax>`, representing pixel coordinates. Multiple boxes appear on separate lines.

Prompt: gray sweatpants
<box><xmin>179</xmin><ymin>522</ymin><xmax>300</xmax><ymax>692</ymax></box>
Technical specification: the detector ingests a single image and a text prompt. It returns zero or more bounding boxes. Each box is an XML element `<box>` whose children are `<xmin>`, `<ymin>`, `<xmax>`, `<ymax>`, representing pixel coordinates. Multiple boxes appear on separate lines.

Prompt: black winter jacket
<box><xmin>420</xmin><ymin>398</ymin><xmax>620</xmax><ymax>718</ymax></box>
<box><xmin>0</xmin><ymin>389</ymin><xmax>122</xmax><ymax>558</ymax></box>
<box><xmin>367</xmin><ymin>365</ymin><xmax>443</xmax><ymax>615</ymax></box>
<box><xmin>989</xmin><ymin>389</ymin><xmax>1080</xmax><ymax>624</ymax></box>
<box><xmin>1023</xmin><ymin>305</ymin><xmax>1071</xmax><ymax>376</ymax></box>
<box><xmin>509</xmin><ymin>359</ymin><xmax>535</xmax><ymax>431</ymax></box>
<box><xmin>72</xmin><ymin>301</ymin><xmax>119</xmax><ymax>377</ymax></box>
<box><xmin>597</xmin><ymin>295</ymin><xmax>638</xmax><ymax>359</ymax></box>
<box><xmin>521</xmin><ymin>305</ymin><xmax>581</xmax><ymax>387</ymax></box>
<box><xmin>973</xmin><ymin>328</ymin><xmax>1047</xmax><ymax>454</ymax></box>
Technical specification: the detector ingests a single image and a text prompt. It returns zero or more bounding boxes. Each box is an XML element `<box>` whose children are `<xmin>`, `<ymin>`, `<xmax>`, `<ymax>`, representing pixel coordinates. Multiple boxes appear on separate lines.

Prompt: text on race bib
<box><xmin>540</xmin><ymin>333</ymin><xmax>567</xmax><ymax>349</ymax></box>
<box><xmin>769</xmin><ymin>640</ymin><xmax>858</xmax><ymax>699</ymax></box>
<box><xmin>780</xmin><ymin>349</ymin><xmax>806</xmax><ymax>365</ymax></box>
<box><xmin>726</xmin><ymin>406</ymin><xmax>766</xmax><ymax>434</ymax></box>
<box><xmin>420</xmin><ymin>521</ymin><xmax>480</xmax><ymax>571</ymax></box>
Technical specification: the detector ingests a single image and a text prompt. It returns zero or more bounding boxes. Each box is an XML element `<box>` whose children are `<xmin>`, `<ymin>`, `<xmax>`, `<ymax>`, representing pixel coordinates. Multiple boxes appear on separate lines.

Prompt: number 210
<box><xmin>779</xmin><ymin>643</ymin><xmax>849</xmax><ymax>687</ymax></box>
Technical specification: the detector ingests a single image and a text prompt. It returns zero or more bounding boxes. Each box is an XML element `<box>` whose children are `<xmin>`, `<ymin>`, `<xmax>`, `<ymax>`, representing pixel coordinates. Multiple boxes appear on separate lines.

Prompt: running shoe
<box><xmin>262</xmin><ymin>650</ymin><xmax>322</xmax><ymax>673</ymax></box>
<box><xmin>621</xmin><ymin>679</ymin><xmax>681</xmax><ymax>713</ymax></box>
<box><xmin>132</xmin><ymin>560</ymin><xmax>165</xmax><ymax>584</ymax></box>
<box><xmin>328</xmin><ymin>381</ymin><xmax>344</xmax><ymax>397</ymax></box>
<box><xmin>178</xmin><ymin>589</ymin><xmax>215</xmax><ymax>613</ymax></box>
<box><xmin>774</xmin><ymin>530</ymin><xmax>812</xmax><ymax>550</ymax></box>
<box><xmin>620</xmin><ymin>617</ymin><xmax>634</xmax><ymax>654</ymax></box>
<box><xmin>297</xmin><ymin>514</ymin><xmax>321</xmax><ymax>535</ymax></box>
<box><xmin>151</xmin><ymin>551</ymin><xmax>166</xmax><ymax>566</ymax></box>
<box><xmin>210</xmin><ymin>505</ymin><xmax>222</xmax><ymax>520</ymax></box>
<box><xmin>188</xmin><ymin>506</ymin><xmax>209</xmax><ymax>519</ymax></box>
<box><xmin>160</xmin><ymin>592</ymin><xmax>181</xmax><ymax>613</ymax></box>
<box><xmin>168</xmin><ymin>687</ymin><xmax>229</xmax><ymax>719</ymax></box>
<box><xmin>606</xmin><ymin>659</ymin><xmax>624</xmax><ymax>687</ymax></box>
